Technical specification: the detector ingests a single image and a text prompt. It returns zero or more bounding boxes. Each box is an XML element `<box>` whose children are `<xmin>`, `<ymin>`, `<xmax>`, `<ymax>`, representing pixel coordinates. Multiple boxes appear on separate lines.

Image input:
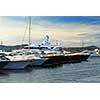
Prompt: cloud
<box><xmin>0</xmin><ymin>16</ymin><xmax>100</xmax><ymax>47</ymax></box>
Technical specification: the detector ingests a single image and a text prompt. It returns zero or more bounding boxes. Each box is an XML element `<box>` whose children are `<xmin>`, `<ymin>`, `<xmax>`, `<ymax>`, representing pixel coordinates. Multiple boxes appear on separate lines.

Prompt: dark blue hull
<box><xmin>41</xmin><ymin>54</ymin><xmax>90</xmax><ymax>66</ymax></box>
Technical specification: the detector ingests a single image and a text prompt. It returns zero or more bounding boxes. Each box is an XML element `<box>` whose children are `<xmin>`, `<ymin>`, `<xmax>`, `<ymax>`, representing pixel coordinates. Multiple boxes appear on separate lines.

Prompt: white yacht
<box><xmin>0</xmin><ymin>51</ymin><xmax>48</xmax><ymax>70</ymax></box>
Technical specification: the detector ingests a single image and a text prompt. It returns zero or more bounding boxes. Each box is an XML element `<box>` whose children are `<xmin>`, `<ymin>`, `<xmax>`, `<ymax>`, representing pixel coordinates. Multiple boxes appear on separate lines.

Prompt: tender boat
<box><xmin>82</xmin><ymin>49</ymin><xmax>100</xmax><ymax>57</ymax></box>
<box><xmin>91</xmin><ymin>49</ymin><xmax>100</xmax><ymax>57</ymax></box>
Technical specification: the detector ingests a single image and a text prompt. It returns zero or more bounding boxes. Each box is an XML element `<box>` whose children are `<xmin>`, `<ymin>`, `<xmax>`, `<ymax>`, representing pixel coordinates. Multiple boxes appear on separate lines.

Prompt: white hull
<box><xmin>31</xmin><ymin>59</ymin><xmax>46</xmax><ymax>66</ymax></box>
<box><xmin>2</xmin><ymin>58</ymin><xmax>47</xmax><ymax>70</ymax></box>
<box><xmin>3</xmin><ymin>61</ymin><xmax>31</xmax><ymax>69</ymax></box>
<box><xmin>91</xmin><ymin>54</ymin><xmax>100</xmax><ymax>57</ymax></box>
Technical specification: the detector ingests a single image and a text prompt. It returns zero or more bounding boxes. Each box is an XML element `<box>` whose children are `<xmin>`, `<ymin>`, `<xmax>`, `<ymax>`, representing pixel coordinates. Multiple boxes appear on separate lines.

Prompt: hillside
<box><xmin>63</xmin><ymin>45</ymin><xmax>100</xmax><ymax>53</ymax></box>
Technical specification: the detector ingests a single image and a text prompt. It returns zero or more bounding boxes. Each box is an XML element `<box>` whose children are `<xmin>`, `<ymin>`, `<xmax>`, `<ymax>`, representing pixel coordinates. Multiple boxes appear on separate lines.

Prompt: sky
<box><xmin>0</xmin><ymin>16</ymin><xmax>100</xmax><ymax>47</ymax></box>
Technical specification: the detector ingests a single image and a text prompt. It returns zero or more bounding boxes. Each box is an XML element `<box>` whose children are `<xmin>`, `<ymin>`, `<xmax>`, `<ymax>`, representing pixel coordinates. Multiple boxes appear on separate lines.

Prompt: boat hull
<box><xmin>0</xmin><ymin>61</ymin><xmax>10</xmax><ymax>69</ymax></box>
<box><xmin>2</xmin><ymin>61</ymin><xmax>32</xmax><ymax>70</ymax></box>
<box><xmin>31</xmin><ymin>58</ymin><xmax>47</xmax><ymax>66</ymax></box>
<box><xmin>91</xmin><ymin>54</ymin><xmax>100</xmax><ymax>57</ymax></box>
<box><xmin>0</xmin><ymin>54</ymin><xmax>90</xmax><ymax>69</ymax></box>
<box><xmin>0</xmin><ymin>59</ymin><xmax>46</xmax><ymax>70</ymax></box>
<box><xmin>41</xmin><ymin>54</ymin><xmax>90</xmax><ymax>66</ymax></box>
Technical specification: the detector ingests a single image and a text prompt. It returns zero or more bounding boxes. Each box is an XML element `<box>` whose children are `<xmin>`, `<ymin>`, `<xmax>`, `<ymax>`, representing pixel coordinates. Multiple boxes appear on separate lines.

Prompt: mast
<box><xmin>29</xmin><ymin>16</ymin><xmax>31</xmax><ymax>46</ymax></box>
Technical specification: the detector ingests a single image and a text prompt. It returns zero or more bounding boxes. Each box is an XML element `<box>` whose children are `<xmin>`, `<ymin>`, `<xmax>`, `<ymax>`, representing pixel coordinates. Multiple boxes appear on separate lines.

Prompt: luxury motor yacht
<box><xmin>24</xmin><ymin>35</ymin><xmax>90</xmax><ymax>65</ymax></box>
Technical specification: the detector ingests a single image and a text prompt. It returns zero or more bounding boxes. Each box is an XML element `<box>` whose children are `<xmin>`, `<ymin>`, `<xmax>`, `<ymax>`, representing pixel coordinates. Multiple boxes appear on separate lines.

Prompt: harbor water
<box><xmin>0</xmin><ymin>57</ymin><xmax>100</xmax><ymax>83</ymax></box>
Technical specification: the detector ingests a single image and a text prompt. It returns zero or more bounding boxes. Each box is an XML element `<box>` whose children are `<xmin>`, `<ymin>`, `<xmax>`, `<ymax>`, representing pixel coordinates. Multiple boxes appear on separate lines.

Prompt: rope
<box><xmin>21</xmin><ymin>18</ymin><xmax>29</xmax><ymax>48</ymax></box>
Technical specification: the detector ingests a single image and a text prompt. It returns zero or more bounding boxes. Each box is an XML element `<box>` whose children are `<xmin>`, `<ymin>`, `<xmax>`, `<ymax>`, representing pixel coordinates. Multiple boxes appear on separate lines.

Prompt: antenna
<box><xmin>82</xmin><ymin>40</ymin><xmax>84</xmax><ymax>48</ymax></box>
<box><xmin>0</xmin><ymin>40</ymin><xmax>3</xmax><ymax>51</ymax></box>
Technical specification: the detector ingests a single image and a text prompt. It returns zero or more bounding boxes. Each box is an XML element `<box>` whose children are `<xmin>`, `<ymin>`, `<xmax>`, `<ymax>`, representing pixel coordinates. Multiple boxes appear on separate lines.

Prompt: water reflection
<box><xmin>0</xmin><ymin>64</ymin><xmax>63</xmax><ymax>75</ymax></box>
<box><xmin>0</xmin><ymin>57</ymin><xmax>100</xmax><ymax>83</ymax></box>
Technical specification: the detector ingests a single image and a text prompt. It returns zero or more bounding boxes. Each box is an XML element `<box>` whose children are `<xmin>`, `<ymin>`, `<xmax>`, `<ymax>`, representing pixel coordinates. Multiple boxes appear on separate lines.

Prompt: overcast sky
<box><xmin>0</xmin><ymin>16</ymin><xmax>100</xmax><ymax>47</ymax></box>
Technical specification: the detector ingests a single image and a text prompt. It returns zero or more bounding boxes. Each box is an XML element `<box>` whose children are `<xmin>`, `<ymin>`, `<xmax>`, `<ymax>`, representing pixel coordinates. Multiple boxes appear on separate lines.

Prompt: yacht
<box><xmin>24</xmin><ymin>35</ymin><xmax>90</xmax><ymax>65</ymax></box>
<box><xmin>0</xmin><ymin>51</ymin><xmax>48</xmax><ymax>70</ymax></box>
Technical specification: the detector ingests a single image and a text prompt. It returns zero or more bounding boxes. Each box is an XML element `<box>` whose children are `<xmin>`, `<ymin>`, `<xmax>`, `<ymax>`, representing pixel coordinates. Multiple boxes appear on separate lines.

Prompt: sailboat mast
<box><xmin>29</xmin><ymin>16</ymin><xmax>31</xmax><ymax>46</ymax></box>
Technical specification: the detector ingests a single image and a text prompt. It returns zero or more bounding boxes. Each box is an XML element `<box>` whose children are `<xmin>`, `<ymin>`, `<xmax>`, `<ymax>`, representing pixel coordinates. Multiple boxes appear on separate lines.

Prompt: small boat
<box><xmin>91</xmin><ymin>49</ymin><xmax>100</xmax><ymax>57</ymax></box>
<box><xmin>82</xmin><ymin>49</ymin><xmax>100</xmax><ymax>57</ymax></box>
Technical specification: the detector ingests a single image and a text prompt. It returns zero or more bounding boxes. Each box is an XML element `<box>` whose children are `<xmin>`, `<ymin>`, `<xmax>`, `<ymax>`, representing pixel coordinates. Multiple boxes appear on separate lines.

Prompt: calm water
<box><xmin>0</xmin><ymin>57</ymin><xmax>100</xmax><ymax>83</ymax></box>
